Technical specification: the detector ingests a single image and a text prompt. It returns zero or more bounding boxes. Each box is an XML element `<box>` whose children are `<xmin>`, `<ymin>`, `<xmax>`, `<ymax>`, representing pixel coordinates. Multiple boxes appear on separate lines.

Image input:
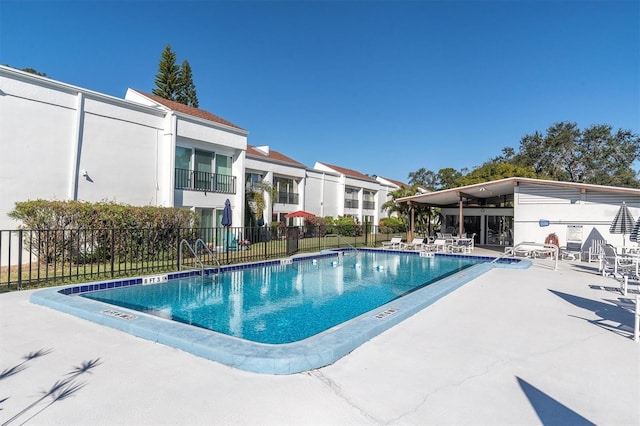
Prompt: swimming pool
<box><xmin>80</xmin><ymin>252</ymin><xmax>482</xmax><ymax>344</ymax></box>
<box><xmin>31</xmin><ymin>249</ymin><xmax>528</xmax><ymax>374</ymax></box>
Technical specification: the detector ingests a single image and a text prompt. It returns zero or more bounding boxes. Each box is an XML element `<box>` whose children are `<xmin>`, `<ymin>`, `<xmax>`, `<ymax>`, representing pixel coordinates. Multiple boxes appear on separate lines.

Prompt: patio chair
<box><xmin>588</xmin><ymin>240</ymin><xmax>605</xmax><ymax>263</ymax></box>
<box><xmin>400</xmin><ymin>237</ymin><xmax>426</xmax><ymax>251</ymax></box>
<box><xmin>600</xmin><ymin>244</ymin><xmax>635</xmax><ymax>277</ymax></box>
<box><xmin>223</xmin><ymin>233</ymin><xmax>239</xmax><ymax>251</ymax></box>
<box><xmin>381</xmin><ymin>236</ymin><xmax>403</xmax><ymax>250</ymax></box>
<box><xmin>449</xmin><ymin>236</ymin><xmax>474</xmax><ymax>254</ymax></box>
<box><xmin>560</xmin><ymin>241</ymin><xmax>582</xmax><ymax>261</ymax></box>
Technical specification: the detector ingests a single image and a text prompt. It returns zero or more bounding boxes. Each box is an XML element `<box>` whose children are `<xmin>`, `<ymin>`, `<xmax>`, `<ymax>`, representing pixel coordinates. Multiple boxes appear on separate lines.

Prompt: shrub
<box><xmin>8</xmin><ymin>200</ymin><xmax>199</xmax><ymax>264</ymax></box>
<box><xmin>379</xmin><ymin>217</ymin><xmax>406</xmax><ymax>234</ymax></box>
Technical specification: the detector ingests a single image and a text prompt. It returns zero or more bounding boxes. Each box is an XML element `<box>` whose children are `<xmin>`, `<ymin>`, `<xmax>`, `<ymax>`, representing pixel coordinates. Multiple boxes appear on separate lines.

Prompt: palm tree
<box><xmin>382</xmin><ymin>186</ymin><xmax>441</xmax><ymax>236</ymax></box>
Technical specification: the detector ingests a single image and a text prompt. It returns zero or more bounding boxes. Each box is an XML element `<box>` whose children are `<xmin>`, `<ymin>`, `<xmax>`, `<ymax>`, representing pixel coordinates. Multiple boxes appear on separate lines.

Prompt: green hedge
<box><xmin>8</xmin><ymin>200</ymin><xmax>199</xmax><ymax>264</ymax></box>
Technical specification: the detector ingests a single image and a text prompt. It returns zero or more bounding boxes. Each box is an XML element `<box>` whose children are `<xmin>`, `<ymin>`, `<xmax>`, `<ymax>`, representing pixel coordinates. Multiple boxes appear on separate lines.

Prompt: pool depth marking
<box><xmin>102</xmin><ymin>309</ymin><xmax>137</xmax><ymax>320</ymax></box>
<box><xmin>374</xmin><ymin>308</ymin><xmax>399</xmax><ymax>319</ymax></box>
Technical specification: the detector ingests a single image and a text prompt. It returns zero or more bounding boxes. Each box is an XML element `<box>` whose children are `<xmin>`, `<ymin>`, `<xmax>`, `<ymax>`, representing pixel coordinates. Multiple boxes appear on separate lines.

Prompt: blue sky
<box><xmin>1</xmin><ymin>1</ymin><xmax>638</xmax><ymax>183</ymax></box>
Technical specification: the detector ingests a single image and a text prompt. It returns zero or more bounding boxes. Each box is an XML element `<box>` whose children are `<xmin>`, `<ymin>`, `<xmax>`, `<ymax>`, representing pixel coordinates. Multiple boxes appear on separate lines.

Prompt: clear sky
<box><xmin>1</xmin><ymin>0</ymin><xmax>638</xmax><ymax>183</ymax></box>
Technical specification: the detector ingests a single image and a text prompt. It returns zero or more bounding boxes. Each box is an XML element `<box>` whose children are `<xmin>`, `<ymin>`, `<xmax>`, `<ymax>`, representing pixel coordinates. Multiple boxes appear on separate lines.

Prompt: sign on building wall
<box><xmin>566</xmin><ymin>225</ymin><xmax>583</xmax><ymax>242</ymax></box>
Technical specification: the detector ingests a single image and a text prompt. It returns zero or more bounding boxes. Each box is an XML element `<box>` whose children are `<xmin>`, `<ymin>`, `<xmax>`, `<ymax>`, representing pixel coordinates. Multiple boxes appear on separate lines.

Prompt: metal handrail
<box><xmin>339</xmin><ymin>237</ymin><xmax>358</xmax><ymax>253</ymax></box>
<box><xmin>493</xmin><ymin>241</ymin><xmax>558</xmax><ymax>270</ymax></box>
<box><xmin>323</xmin><ymin>234</ymin><xmax>339</xmax><ymax>250</ymax></box>
<box><xmin>194</xmin><ymin>238</ymin><xmax>221</xmax><ymax>276</ymax></box>
<box><xmin>323</xmin><ymin>233</ymin><xmax>358</xmax><ymax>253</ymax></box>
<box><xmin>179</xmin><ymin>239</ymin><xmax>204</xmax><ymax>274</ymax></box>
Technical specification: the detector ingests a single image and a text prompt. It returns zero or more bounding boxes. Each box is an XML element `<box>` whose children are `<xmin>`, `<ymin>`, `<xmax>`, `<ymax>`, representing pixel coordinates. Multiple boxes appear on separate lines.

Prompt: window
<box><xmin>246</xmin><ymin>172</ymin><xmax>264</xmax><ymax>191</ymax></box>
<box><xmin>195</xmin><ymin>150</ymin><xmax>213</xmax><ymax>191</ymax></box>
<box><xmin>363</xmin><ymin>190</ymin><xmax>375</xmax><ymax>210</ymax></box>
<box><xmin>215</xmin><ymin>154</ymin><xmax>233</xmax><ymax>193</ymax></box>
<box><xmin>344</xmin><ymin>187</ymin><xmax>359</xmax><ymax>209</ymax></box>
<box><xmin>274</xmin><ymin>177</ymin><xmax>299</xmax><ymax>204</ymax></box>
<box><xmin>175</xmin><ymin>147</ymin><xmax>192</xmax><ymax>189</ymax></box>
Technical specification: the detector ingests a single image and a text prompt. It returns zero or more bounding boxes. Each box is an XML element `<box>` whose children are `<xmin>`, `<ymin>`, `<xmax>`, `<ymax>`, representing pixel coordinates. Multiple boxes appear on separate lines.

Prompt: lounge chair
<box><xmin>425</xmin><ymin>238</ymin><xmax>449</xmax><ymax>253</ymax></box>
<box><xmin>506</xmin><ymin>242</ymin><xmax>536</xmax><ymax>257</ymax></box>
<box><xmin>401</xmin><ymin>237</ymin><xmax>426</xmax><ymax>251</ymax></box>
<box><xmin>381</xmin><ymin>237</ymin><xmax>402</xmax><ymax>250</ymax></box>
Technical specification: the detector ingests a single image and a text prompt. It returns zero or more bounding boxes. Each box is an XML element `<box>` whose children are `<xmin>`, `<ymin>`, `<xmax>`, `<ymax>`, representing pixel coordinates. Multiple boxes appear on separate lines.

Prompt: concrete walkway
<box><xmin>1</xmin><ymin>257</ymin><xmax>638</xmax><ymax>425</ymax></box>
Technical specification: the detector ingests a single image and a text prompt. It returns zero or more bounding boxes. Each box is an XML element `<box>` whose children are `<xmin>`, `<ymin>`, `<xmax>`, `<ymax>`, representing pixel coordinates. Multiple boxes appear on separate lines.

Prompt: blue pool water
<box><xmin>80</xmin><ymin>252</ymin><xmax>482</xmax><ymax>344</ymax></box>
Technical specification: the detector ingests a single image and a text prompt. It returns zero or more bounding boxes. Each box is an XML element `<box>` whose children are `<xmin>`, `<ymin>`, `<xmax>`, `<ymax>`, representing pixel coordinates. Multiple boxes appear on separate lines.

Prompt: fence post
<box><xmin>177</xmin><ymin>228</ymin><xmax>181</xmax><ymax>270</ymax></box>
<box><xmin>110</xmin><ymin>228</ymin><xmax>115</xmax><ymax>278</ymax></box>
<box><xmin>17</xmin><ymin>230</ymin><xmax>23</xmax><ymax>290</ymax></box>
<box><xmin>364</xmin><ymin>220</ymin><xmax>369</xmax><ymax>246</ymax></box>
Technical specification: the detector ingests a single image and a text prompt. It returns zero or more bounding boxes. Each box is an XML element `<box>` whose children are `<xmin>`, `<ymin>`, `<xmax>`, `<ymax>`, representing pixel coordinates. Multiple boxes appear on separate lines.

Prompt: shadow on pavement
<box><xmin>517</xmin><ymin>377</ymin><xmax>595</xmax><ymax>426</ymax></box>
<box><xmin>549</xmin><ymin>289</ymin><xmax>636</xmax><ymax>338</ymax></box>
<box><xmin>0</xmin><ymin>352</ymin><xmax>101</xmax><ymax>426</ymax></box>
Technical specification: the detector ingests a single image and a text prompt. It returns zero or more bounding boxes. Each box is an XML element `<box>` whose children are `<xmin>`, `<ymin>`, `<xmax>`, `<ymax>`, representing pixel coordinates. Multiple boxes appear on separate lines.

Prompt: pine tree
<box><xmin>152</xmin><ymin>44</ymin><xmax>180</xmax><ymax>101</ymax></box>
<box><xmin>176</xmin><ymin>60</ymin><xmax>199</xmax><ymax>108</ymax></box>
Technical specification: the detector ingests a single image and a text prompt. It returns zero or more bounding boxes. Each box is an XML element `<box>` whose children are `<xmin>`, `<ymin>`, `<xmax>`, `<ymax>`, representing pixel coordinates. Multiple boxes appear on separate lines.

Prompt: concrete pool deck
<box><xmin>1</xmin><ymin>253</ymin><xmax>639</xmax><ymax>425</ymax></box>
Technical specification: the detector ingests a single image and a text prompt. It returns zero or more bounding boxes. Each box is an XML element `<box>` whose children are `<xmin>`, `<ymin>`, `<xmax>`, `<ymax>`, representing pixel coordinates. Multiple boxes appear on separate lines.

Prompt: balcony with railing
<box><xmin>277</xmin><ymin>191</ymin><xmax>299</xmax><ymax>205</ymax></box>
<box><xmin>175</xmin><ymin>168</ymin><xmax>236</xmax><ymax>194</ymax></box>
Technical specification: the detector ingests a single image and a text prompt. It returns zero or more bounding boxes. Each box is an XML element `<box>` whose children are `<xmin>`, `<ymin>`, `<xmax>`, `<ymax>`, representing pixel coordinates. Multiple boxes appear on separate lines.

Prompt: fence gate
<box><xmin>286</xmin><ymin>228</ymin><xmax>299</xmax><ymax>256</ymax></box>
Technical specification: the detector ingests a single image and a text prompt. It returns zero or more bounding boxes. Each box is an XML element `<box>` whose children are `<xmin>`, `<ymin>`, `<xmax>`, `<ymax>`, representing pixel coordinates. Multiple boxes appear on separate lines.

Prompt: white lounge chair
<box><xmin>506</xmin><ymin>242</ymin><xmax>536</xmax><ymax>257</ymax></box>
<box><xmin>425</xmin><ymin>238</ymin><xmax>449</xmax><ymax>253</ymax></box>
<box><xmin>381</xmin><ymin>237</ymin><xmax>402</xmax><ymax>250</ymax></box>
<box><xmin>401</xmin><ymin>238</ymin><xmax>426</xmax><ymax>251</ymax></box>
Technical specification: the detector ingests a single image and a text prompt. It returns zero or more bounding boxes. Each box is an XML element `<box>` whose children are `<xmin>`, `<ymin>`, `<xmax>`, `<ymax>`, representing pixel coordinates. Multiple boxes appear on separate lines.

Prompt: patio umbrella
<box><xmin>609</xmin><ymin>202</ymin><xmax>635</xmax><ymax>247</ymax></box>
<box><xmin>222</xmin><ymin>199</ymin><xmax>232</xmax><ymax>262</ymax></box>
<box><xmin>630</xmin><ymin>216</ymin><xmax>640</xmax><ymax>243</ymax></box>
<box><xmin>284</xmin><ymin>210</ymin><xmax>315</xmax><ymax>219</ymax></box>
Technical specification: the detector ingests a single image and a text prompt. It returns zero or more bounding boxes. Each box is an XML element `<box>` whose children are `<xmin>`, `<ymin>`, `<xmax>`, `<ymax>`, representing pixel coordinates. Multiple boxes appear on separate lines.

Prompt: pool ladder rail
<box><xmin>179</xmin><ymin>239</ymin><xmax>221</xmax><ymax>278</ymax></box>
<box><xmin>323</xmin><ymin>233</ymin><xmax>359</xmax><ymax>253</ymax></box>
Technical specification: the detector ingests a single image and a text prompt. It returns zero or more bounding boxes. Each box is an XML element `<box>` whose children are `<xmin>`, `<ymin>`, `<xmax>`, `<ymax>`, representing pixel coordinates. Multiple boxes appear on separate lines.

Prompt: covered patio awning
<box><xmin>396</xmin><ymin>178</ymin><xmax>520</xmax><ymax>237</ymax></box>
<box><xmin>396</xmin><ymin>178</ymin><xmax>520</xmax><ymax>207</ymax></box>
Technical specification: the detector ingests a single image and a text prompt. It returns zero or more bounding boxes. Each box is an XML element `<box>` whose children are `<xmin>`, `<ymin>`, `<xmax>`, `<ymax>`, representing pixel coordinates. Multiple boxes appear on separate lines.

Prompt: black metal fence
<box><xmin>1</xmin><ymin>225</ymin><xmax>405</xmax><ymax>291</ymax></box>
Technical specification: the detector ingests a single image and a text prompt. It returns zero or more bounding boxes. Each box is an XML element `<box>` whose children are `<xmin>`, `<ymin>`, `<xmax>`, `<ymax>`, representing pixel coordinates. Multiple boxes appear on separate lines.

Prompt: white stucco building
<box><xmin>308</xmin><ymin>162</ymin><xmax>381</xmax><ymax>225</ymax></box>
<box><xmin>244</xmin><ymin>145</ymin><xmax>307</xmax><ymax>224</ymax></box>
<box><xmin>0</xmin><ymin>66</ymin><xmax>247</xmax><ymax>235</ymax></box>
